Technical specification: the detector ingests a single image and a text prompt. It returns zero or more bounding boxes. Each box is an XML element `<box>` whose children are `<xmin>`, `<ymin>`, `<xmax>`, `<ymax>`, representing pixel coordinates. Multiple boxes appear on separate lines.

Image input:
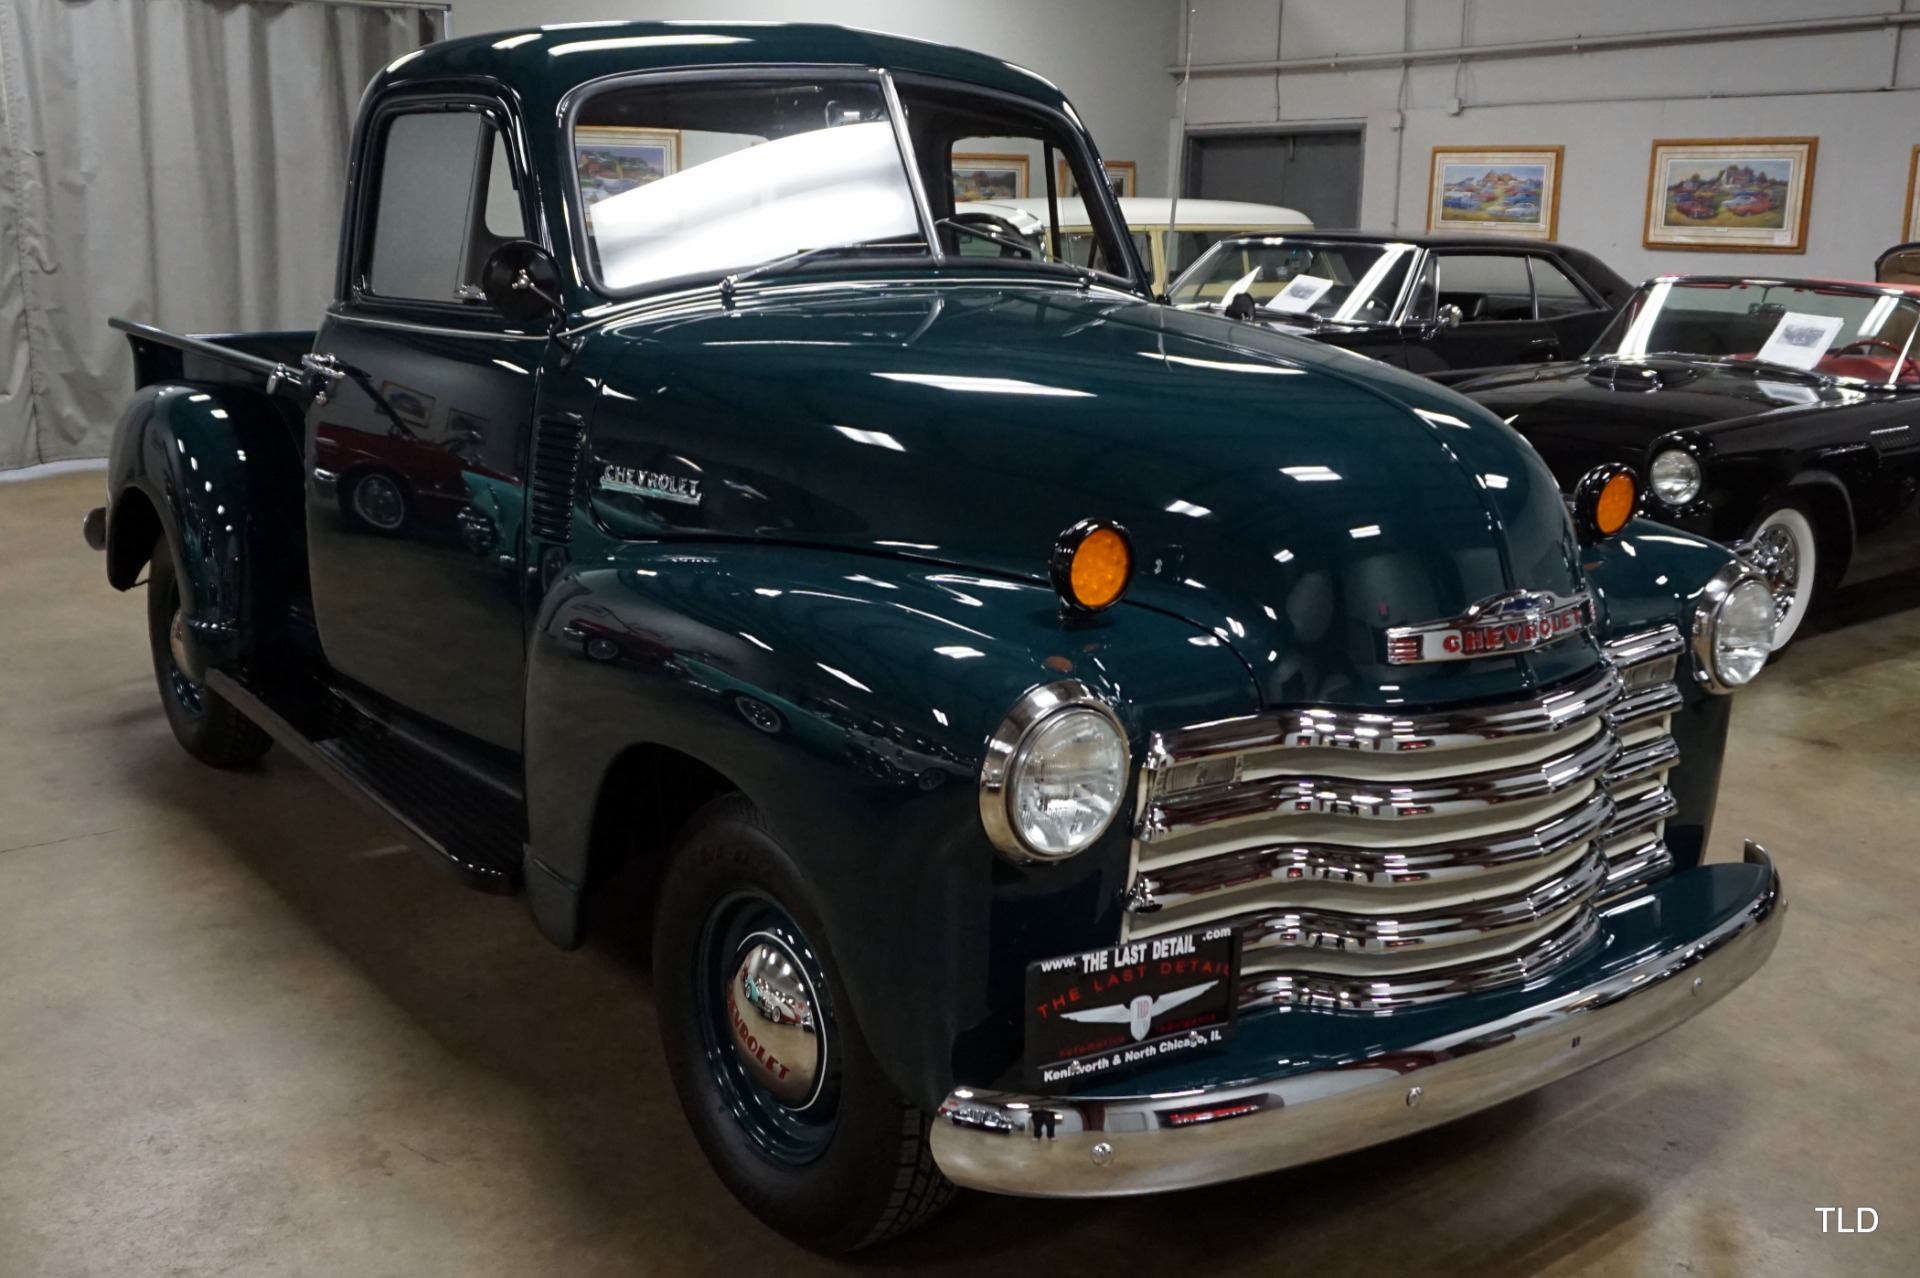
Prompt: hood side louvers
<box><xmin>530</xmin><ymin>415</ymin><xmax>587</xmax><ymax>543</ymax></box>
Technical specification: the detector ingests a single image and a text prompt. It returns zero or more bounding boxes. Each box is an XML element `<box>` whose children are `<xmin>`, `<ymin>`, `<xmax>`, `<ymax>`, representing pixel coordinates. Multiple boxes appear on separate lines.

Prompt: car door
<box><xmin>1402</xmin><ymin>249</ymin><xmax>1558</xmax><ymax>376</ymax></box>
<box><xmin>1528</xmin><ymin>252</ymin><xmax>1615</xmax><ymax>357</ymax></box>
<box><xmin>304</xmin><ymin>94</ymin><xmax>547</xmax><ymax>750</ymax></box>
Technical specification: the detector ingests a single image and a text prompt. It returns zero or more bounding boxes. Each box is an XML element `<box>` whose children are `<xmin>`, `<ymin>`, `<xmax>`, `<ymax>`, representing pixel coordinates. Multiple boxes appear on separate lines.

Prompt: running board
<box><xmin>205</xmin><ymin>669</ymin><xmax>524</xmax><ymax>895</ymax></box>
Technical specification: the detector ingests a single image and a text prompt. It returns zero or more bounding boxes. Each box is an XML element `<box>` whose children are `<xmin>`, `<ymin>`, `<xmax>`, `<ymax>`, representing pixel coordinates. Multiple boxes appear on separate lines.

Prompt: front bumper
<box><xmin>931</xmin><ymin>842</ymin><xmax>1783</xmax><ymax>1197</ymax></box>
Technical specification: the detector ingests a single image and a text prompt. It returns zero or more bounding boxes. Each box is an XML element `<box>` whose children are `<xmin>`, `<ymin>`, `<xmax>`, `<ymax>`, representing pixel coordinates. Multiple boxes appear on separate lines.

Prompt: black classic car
<box><xmin>82</xmin><ymin>22</ymin><xmax>1787</xmax><ymax>1252</ymax></box>
<box><xmin>1459</xmin><ymin>275</ymin><xmax>1920</xmax><ymax>649</ymax></box>
<box><xmin>1169</xmin><ymin>231</ymin><xmax>1632</xmax><ymax>381</ymax></box>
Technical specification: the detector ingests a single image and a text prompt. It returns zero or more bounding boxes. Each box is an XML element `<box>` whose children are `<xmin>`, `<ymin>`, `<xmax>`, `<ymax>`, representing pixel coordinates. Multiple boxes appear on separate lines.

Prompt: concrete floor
<box><xmin>2</xmin><ymin>468</ymin><xmax>1915</xmax><ymax>1277</ymax></box>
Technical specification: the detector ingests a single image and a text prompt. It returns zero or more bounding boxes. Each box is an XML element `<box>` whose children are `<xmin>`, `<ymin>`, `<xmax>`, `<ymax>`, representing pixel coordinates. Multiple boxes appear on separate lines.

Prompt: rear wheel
<box><xmin>146</xmin><ymin>548</ymin><xmax>273</xmax><ymax>768</ymax></box>
<box><xmin>1743</xmin><ymin>500</ymin><xmax>1822</xmax><ymax>652</ymax></box>
<box><xmin>652</xmin><ymin>795</ymin><xmax>953</xmax><ymax>1250</ymax></box>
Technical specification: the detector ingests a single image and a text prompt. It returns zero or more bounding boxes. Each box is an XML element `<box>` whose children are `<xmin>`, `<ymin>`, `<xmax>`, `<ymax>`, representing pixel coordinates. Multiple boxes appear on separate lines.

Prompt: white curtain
<box><xmin>0</xmin><ymin>0</ymin><xmax>445</xmax><ymax>469</ymax></box>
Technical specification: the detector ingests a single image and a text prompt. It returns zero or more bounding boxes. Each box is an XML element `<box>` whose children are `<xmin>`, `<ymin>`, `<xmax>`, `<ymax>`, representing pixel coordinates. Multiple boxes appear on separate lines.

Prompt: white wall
<box><xmin>445</xmin><ymin>0</ymin><xmax>1183</xmax><ymax>196</ymax></box>
<box><xmin>1176</xmin><ymin>0</ymin><xmax>1920</xmax><ymax>282</ymax></box>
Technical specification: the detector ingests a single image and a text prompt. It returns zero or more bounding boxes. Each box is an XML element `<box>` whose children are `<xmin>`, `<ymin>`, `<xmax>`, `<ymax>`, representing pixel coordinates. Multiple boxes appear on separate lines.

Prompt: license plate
<box><xmin>1024</xmin><ymin>926</ymin><xmax>1238</xmax><ymax>1086</ymax></box>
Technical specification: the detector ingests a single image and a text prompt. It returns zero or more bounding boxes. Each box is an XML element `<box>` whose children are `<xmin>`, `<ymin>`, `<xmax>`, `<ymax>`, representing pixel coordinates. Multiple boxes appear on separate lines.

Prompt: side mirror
<box><xmin>1435</xmin><ymin>303</ymin><xmax>1464</xmax><ymax>331</ymax></box>
<box><xmin>1224</xmin><ymin>291</ymin><xmax>1258</xmax><ymax>321</ymax></box>
<box><xmin>481</xmin><ymin>240</ymin><xmax>565</xmax><ymax>328</ymax></box>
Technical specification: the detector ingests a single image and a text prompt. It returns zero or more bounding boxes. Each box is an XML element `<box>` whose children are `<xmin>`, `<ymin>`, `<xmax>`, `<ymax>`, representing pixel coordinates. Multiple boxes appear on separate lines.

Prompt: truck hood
<box><xmin>1457</xmin><ymin>356</ymin><xmax>1851</xmax><ymax>485</ymax></box>
<box><xmin>583</xmin><ymin>281</ymin><xmax>1596</xmax><ymax>707</ymax></box>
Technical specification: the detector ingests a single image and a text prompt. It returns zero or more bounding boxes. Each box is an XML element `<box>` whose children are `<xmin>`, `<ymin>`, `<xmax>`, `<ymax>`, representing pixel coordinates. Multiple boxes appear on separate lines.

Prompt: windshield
<box><xmin>1595</xmin><ymin>279</ymin><xmax>1920</xmax><ymax>385</ymax></box>
<box><xmin>575</xmin><ymin>79</ymin><xmax>928</xmax><ymax>295</ymax></box>
<box><xmin>1169</xmin><ymin>239</ymin><xmax>1415</xmax><ymax>325</ymax></box>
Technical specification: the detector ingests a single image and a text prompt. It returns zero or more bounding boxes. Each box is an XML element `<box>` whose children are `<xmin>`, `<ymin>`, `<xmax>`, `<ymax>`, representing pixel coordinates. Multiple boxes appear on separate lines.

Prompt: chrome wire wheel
<box><xmin>348</xmin><ymin>472</ymin><xmax>407</xmax><ymax>531</ymax></box>
<box><xmin>1745</xmin><ymin>506</ymin><xmax>1817</xmax><ymax>650</ymax></box>
<box><xmin>696</xmin><ymin>892</ymin><xmax>841</xmax><ymax>1166</ymax></box>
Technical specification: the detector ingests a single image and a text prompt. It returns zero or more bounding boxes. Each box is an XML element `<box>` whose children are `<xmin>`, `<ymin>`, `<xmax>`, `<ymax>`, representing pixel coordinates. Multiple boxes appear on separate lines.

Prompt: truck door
<box><xmin>304</xmin><ymin>95</ymin><xmax>545</xmax><ymax>751</ymax></box>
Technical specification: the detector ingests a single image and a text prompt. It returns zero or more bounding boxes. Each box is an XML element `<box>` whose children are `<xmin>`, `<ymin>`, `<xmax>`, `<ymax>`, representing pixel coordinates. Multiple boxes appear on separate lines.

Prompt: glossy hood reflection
<box><xmin>585</xmin><ymin>284</ymin><xmax>1592</xmax><ymax>707</ymax></box>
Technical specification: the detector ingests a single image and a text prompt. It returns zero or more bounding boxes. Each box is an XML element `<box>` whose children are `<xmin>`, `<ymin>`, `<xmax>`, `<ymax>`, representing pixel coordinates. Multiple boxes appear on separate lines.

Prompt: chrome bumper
<box><xmin>931</xmin><ymin>842</ymin><xmax>1784</xmax><ymax>1198</ymax></box>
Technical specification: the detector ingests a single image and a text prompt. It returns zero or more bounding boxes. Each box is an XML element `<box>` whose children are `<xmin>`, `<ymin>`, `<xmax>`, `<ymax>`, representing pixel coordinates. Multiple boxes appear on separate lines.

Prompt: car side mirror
<box><xmin>1435</xmin><ymin>303</ymin><xmax>1464</xmax><ymax>331</ymax></box>
<box><xmin>481</xmin><ymin>240</ymin><xmax>565</xmax><ymax>328</ymax></box>
<box><xmin>1224</xmin><ymin>291</ymin><xmax>1258</xmax><ymax>321</ymax></box>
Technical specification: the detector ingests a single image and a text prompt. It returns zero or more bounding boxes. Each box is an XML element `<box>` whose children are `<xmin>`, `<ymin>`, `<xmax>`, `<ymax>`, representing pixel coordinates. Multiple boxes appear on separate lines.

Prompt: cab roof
<box><xmin>376</xmin><ymin>21</ymin><xmax>1071</xmax><ymax>116</ymax></box>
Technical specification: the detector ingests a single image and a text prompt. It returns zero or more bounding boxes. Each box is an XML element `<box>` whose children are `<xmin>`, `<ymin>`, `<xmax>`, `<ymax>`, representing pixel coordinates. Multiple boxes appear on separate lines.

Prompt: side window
<box><xmin>365</xmin><ymin>107</ymin><xmax>526</xmax><ymax>304</ymax></box>
<box><xmin>1531</xmin><ymin>255</ymin><xmax>1599</xmax><ymax>318</ymax></box>
<box><xmin>1433</xmin><ymin>253</ymin><xmax>1535</xmax><ymax>323</ymax></box>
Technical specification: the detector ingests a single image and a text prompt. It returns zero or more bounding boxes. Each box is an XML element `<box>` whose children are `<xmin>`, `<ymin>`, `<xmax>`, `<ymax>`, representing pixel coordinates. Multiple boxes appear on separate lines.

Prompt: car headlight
<box><xmin>1693</xmin><ymin>565</ymin><xmax>1775</xmax><ymax>692</ymax></box>
<box><xmin>1649</xmin><ymin>449</ymin><xmax>1702</xmax><ymax>506</ymax></box>
<box><xmin>979</xmin><ymin>682</ymin><xmax>1129</xmax><ymax>862</ymax></box>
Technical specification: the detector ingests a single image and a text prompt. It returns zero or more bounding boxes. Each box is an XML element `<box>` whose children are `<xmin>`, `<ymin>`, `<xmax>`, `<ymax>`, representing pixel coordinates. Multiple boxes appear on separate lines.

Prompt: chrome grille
<box><xmin>1123</xmin><ymin>626</ymin><xmax>1686</xmax><ymax>1012</ymax></box>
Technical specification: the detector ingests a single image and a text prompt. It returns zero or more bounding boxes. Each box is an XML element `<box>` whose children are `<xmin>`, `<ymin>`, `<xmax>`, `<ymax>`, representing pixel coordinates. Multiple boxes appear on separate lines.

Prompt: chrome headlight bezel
<box><xmin>979</xmin><ymin>680</ymin><xmax>1129</xmax><ymax>863</ymax></box>
<box><xmin>1649</xmin><ymin>448</ymin><xmax>1703</xmax><ymax>507</ymax></box>
<box><xmin>1691</xmin><ymin>562</ymin><xmax>1775</xmax><ymax>693</ymax></box>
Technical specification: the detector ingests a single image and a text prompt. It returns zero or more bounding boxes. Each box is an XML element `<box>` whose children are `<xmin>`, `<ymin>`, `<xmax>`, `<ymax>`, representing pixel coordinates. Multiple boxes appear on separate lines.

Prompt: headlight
<box><xmin>1693</xmin><ymin>566</ymin><xmax>1775</xmax><ymax>692</ymax></box>
<box><xmin>1649</xmin><ymin>449</ymin><xmax>1701</xmax><ymax>506</ymax></box>
<box><xmin>979</xmin><ymin>682</ymin><xmax>1129</xmax><ymax>862</ymax></box>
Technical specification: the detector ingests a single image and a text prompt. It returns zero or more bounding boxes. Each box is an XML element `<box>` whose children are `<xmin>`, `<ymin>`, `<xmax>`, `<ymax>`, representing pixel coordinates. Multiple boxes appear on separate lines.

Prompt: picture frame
<box><xmin>1058</xmin><ymin>159</ymin><xmax>1137</xmax><ymax>200</ymax></box>
<box><xmin>1426</xmin><ymin>147</ymin><xmax>1562</xmax><ymax>240</ymax></box>
<box><xmin>1642</xmin><ymin>138</ymin><xmax>1816</xmax><ymax>253</ymax></box>
<box><xmin>575</xmin><ymin>127</ymin><xmax>681</xmax><ymax>207</ymax></box>
<box><xmin>951</xmin><ymin>153</ymin><xmax>1029</xmax><ymax>202</ymax></box>
<box><xmin>1905</xmin><ymin>144</ymin><xmax>1920</xmax><ymax>242</ymax></box>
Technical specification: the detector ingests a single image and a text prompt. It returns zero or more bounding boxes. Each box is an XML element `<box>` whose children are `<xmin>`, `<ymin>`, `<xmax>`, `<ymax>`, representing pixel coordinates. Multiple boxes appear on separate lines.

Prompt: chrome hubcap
<box><xmin>169</xmin><ymin>606</ymin><xmax>192</xmax><ymax>673</ymax></box>
<box><xmin>1746</xmin><ymin>523</ymin><xmax>1801</xmax><ymax>624</ymax></box>
<box><xmin>724</xmin><ymin>933</ymin><xmax>824</xmax><ymax>1108</ymax></box>
<box><xmin>352</xmin><ymin>474</ymin><xmax>406</xmax><ymax>529</ymax></box>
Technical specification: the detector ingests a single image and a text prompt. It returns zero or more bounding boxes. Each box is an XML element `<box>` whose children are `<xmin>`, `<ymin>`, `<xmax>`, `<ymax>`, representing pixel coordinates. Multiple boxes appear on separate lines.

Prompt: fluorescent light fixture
<box><xmin>491</xmin><ymin>33</ymin><xmax>540</xmax><ymax>49</ymax></box>
<box><xmin>1349</xmin><ymin>524</ymin><xmax>1382</xmax><ymax>539</ymax></box>
<box><xmin>817</xmin><ymin>663</ymin><xmax>872</xmax><ymax>693</ymax></box>
<box><xmin>1413</xmin><ymin>408</ymin><xmax>1471</xmax><ymax>429</ymax></box>
<box><xmin>1480</xmin><ymin>473</ymin><xmax>1509</xmax><ymax>489</ymax></box>
<box><xmin>493</xmin><ymin>358</ymin><xmax>528</xmax><ymax>374</ymax></box>
<box><xmin>872</xmin><ymin>372</ymin><xmax>1093</xmax><ymax>397</ymax></box>
<box><xmin>834</xmin><ymin>425</ymin><xmax>905</xmax><ymax>451</ymax></box>
<box><xmin>1147</xmin><ymin>352</ymin><xmax>1304</xmax><ymax>375</ymax></box>
<box><xmin>739</xmin><ymin>632</ymin><xmax>773</xmax><ymax>652</ymax></box>
<box><xmin>1166</xmin><ymin>499</ymin><xmax>1211</xmax><ymax>517</ymax></box>
<box><xmin>1273</xmin><ymin>549</ymin><xmax>1295</xmax><ymax>563</ymax></box>
<box><xmin>1280</xmin><ymin>465</ymin><xmax>1341</xmax><ymax>482</ymax></box>
<box><xmin>934</xmin><ymin>645</ymin><xmax>985</xmax><ymax>659</ymax></box>
<box><xmin>550</xmin><ymin>34</ymin><xmax>750</xmax><ymax>56</ymax></box>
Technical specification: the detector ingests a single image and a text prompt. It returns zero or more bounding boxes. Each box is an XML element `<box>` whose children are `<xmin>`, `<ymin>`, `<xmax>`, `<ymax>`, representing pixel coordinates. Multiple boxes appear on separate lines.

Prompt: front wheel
<box><xmin>1743</xmin><ymin>501</ymin><xmax>1823</xmax><ymax>652</ymax></box>
<box><xmin>652</xmin><ymin>795</ymin><xmax>953</xmax><ymax>1250</ymax></box>
<box><xmin>146</xmin><ymin>547</ymin><xmax>273</xmax><ymax>768</ymax></box>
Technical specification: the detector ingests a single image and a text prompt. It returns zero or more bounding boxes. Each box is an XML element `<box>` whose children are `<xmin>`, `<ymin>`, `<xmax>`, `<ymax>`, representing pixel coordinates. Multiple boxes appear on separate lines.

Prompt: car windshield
<box><xmin>1169</xmin><ymin>239</ymin><xmax>1415</xmax><ymax>325</ymax></box>
<box><xmin>575</xmin><ymin>79</ymin><xmax>929</xmax><ymax>295</ymax></box>
<box><xmin>1594</xmin><ymin>279</ymin><xmax>1920</xmax><ymax>386</ymax></box>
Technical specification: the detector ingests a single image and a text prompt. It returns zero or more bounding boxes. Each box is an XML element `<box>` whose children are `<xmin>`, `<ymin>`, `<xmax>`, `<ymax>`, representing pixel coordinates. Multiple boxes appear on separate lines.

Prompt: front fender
<box><xmin>1582</xmin><ymin>518</ymin><xmax>1746</xmax><ymax>871</ymax></box>
<box><xmin>522</xmin><ymin>542</ymin><xmax>1259</xmax><ymax>1109</ymax></box>
<box><xmin>104</xmin><ymin>382</ymin><xmax>297</xmax><ymax>678</ymax></box>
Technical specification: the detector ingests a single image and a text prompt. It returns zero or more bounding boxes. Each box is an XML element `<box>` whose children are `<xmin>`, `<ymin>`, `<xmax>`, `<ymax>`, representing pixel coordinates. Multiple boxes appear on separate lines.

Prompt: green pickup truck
<box><xmin>87</xmin><ymin>21</ymin><xmax>1784</xmax><ymax>1252</ymax></box>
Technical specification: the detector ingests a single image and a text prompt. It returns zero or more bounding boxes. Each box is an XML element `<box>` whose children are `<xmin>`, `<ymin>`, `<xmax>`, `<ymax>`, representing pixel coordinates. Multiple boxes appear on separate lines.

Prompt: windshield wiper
<box><xmin>721</xmin><ymin>236</ymin><xmax>927</xmax><ymax>301</ymax></box>
<box><xmin>934</xmin><ymin>218</ymin><xmax>1101</xmax><ymax>285</ymax></box>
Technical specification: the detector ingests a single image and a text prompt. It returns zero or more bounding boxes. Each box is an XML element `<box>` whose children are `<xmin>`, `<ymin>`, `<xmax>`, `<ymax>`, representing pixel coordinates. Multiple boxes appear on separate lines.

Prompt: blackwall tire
<box><xmin>146</xmin><ymin>549</ymin><xmax>273</xmax><ymax>769</ymax></box>
<box><xmin>1744</xmin><ymin>500</ymin><xmax>1822</xmax><ymax>653</ymax></box>
<box><xmin>652</xmin><ymin>794</ymin><xmax>954</xmax><ymax>1251</ymax></box>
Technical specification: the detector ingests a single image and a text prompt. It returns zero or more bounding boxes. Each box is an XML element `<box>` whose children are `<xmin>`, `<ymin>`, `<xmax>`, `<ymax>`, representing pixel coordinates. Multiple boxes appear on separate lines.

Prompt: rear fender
<box><xmin>522</xmin><ymin>541</ymin><xmax>1259</xmax><ymax>1107</ymax></box>
<box><xmin>105</xmin><ymin>382</ymin><xmax>299</xmax><ymax>679</ymax></box>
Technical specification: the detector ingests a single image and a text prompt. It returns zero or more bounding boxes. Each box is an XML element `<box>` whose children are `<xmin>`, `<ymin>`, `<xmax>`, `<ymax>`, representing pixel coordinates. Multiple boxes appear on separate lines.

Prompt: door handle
<box><xmin>1524</xmin><ymin>338</ymin><xmax>1562</xmax><ymax>360</ymax></box>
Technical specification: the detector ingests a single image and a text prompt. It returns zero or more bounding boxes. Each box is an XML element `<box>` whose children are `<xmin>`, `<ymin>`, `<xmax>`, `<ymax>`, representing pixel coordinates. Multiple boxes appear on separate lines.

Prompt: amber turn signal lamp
<box><xmin>1050</xmin><ymin>519</ymin><xmax>1134</xmax><ymax>613</ymax></box>
<box><xmin>1573</xmin><ymin>463</ymin><xmax>1639</xmax><ymax>544</ymax></box>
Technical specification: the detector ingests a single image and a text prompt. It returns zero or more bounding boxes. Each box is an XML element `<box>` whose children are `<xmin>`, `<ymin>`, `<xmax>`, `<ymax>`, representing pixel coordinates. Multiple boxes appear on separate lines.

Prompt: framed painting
<box><xmin>952</xmin><ymin>154</ymin><xmax>1028</xmax><ymax>202</ymax></box>
<box><xmin>1426</xmin><ymin>147</ymin><xmax>1562</xmax><ymax>240</ymax></box>
<box><xmin>575</xmin><ymin>127</ymin><xmax>681</xmax><ymax>207</ymax></box>
<box><xmin>1905</xmin><ymin>145</ymin><xmax>1920</xmax><ymax>242</ymax></box>
<box><xmin>1643</xmin><ymin>138</ymin><xmax>1816</xmax><ymax>253</ymax></box>
<box><xmin>1059</xmin><ymin>159</ymin><xmax>1137</xmax><ymax>199</ymax></box>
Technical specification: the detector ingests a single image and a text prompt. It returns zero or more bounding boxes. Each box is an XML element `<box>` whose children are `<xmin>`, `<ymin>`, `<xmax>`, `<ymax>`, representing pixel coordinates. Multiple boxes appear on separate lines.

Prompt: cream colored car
<box><xmin>957</xmin><ymin>196</ymin><xmax>1313</xmax><ymax>293</ymax></box>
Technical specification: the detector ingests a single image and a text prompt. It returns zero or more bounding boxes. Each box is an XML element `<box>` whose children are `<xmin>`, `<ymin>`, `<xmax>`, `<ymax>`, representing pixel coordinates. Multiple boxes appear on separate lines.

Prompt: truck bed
<box><xmin>111</xmin><ymin>317</ymin><xmax>314</xmax><ymax>394</ymax></box>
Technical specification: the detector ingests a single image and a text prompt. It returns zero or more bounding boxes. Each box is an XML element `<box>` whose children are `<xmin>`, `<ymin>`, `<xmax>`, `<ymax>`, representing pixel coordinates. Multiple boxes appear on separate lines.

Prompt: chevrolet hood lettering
<box><xmin>1386</xmin><ymin>590</ymin><xmax>1592</xmax><ymax>665</ymax></box>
